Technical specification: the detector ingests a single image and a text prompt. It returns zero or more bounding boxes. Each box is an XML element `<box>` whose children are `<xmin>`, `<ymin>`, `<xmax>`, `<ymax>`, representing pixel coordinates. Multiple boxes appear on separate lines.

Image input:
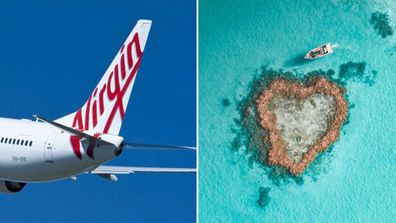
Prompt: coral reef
<box><xmin>233</xmin><ymin>63</ymin><xmax>373</xmax><ymax>182</ymax></box>
<box><xmin>268</xmin><ymin>94</ymin><xmax>336</xmax><ymax>162</ymax></box>
<box><xmin>222</xmin><ymin>98</ymin><xmax>231</xmax><ymax>107</ymax></box>
<box><xmin>257</xmin><ymin>187</ymin><xmax>271</xmax><ymax>208</ymax></box>
<box><xmin>370</xmin><ymin>11</ymin><xmax>393</xmax><ymax>38</ymax></box>
<box><xmin>256</xmin><ymin>77</ymin><xmax>348</xmax><ymax>175</ymax></box>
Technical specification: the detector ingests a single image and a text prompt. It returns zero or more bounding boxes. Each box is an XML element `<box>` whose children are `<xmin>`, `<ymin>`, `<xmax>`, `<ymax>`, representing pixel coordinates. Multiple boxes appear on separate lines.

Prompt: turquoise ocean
<box><xmin>199</xmin><ymin>0</ymin><xmax>396</xmax><ymax>222</ymax></box>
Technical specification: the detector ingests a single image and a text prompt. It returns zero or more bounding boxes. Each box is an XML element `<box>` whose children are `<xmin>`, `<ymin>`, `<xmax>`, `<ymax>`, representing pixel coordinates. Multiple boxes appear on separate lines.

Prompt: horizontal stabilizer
<box><xmin>33</xmin><ymin>115</ymin><xmax>112</xmax><ymax>146</ymax></box>
<box><xmin>125</xmin><ymin>143</ymin><xmax>196</xmax><ymax>151</ymax></box>
<box><xmin>90</xmin><ymin>165</ymin><xmax>196</xmax><ymax>175</ymax></box>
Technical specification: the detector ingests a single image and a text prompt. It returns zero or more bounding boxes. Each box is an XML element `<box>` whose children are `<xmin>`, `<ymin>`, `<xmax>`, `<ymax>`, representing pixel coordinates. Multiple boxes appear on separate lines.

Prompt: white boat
<box><xmin>304</xmin><ymin>43</ymin><xmax>333</xmax><ymax>59</ymax></box>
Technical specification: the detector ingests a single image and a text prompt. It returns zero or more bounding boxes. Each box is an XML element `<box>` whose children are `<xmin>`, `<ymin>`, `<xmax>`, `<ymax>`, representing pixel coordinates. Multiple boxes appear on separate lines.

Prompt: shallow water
<box><xmin>199</xmin><ymin>0</ymin><xmax>396</xmax><ymax>222</ymax></box>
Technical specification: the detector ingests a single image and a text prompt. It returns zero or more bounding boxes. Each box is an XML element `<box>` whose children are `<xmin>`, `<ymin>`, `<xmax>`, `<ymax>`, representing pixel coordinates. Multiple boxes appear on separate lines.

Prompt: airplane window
<box><xmin>4</xmin><ymin>138</ymin><xmax>7</xmax><ymax>143</ymax></box>
<box><xmin>0</xmin><ymin>137</ymin><xmax>3</xmax><ymax>143</ymax></box>
<box><xmin>12</xmin><ymin>139</ymin><xmax>16</xmax><ymax>144</ymax></box>
<box><xmin>16</xmin><ymin>139</ymin><xmax>20</xmax><ymax>145</ymax></box>
<box><xmin>29</xmin><ymin>141</ymin><xmax>33</xmax><ymax>147</ymax></box>
<box><xmin>8</xmin><ymin>138</ymin><xmax>11</xmax><ymax>144</ymax></box>
<box><xmin>21</xmin><ymin>140</ymin><xmax>24</xmax><ymax>146</ymax></box>
<box><xmin>25</xmin><ymin>140</ymin><xmax>28</xmax><ymax>146</ymax></box>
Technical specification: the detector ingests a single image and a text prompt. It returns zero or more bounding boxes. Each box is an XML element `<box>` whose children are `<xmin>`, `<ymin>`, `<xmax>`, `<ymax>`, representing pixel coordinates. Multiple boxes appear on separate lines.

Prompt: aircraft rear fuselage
<box><xmin>0</xmin><ymin>117</ymin><xmax>120</xmax><ymax>182</ymax></box>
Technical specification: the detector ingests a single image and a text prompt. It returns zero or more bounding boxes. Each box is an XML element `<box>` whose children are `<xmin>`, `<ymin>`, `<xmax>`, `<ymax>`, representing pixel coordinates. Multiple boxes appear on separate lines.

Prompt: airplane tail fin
<box><xmin>56</xmin><ymin>20</ymin><xmax>152</xmax><ymax>135</ymax></box>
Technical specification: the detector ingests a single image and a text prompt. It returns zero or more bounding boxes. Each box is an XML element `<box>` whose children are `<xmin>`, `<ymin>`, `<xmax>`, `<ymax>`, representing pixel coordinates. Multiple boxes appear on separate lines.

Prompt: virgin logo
<box><xmin>70</xmin><ymin>32</ymin><xmax>143</xmax><ymax>160</ymax></box>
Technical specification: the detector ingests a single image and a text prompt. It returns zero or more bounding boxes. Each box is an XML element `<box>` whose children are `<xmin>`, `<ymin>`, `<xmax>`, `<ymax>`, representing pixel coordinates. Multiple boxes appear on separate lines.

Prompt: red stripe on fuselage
<box><xmin>86</xmin><ymin>133</ymin><xmax>101</xmax><ymax>159</ymax></box>
<box><xmin>70</xmin><ymin>135</ymin><xmax>82</xmax><ymax>160</ymax></box>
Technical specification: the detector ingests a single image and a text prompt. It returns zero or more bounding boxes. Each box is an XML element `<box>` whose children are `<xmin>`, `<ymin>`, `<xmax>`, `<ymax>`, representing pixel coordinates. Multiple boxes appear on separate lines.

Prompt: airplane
<box><xmin>0</xmin><ymin>19</ymin><xmax>196</xmax><ymax>194</ymax></box>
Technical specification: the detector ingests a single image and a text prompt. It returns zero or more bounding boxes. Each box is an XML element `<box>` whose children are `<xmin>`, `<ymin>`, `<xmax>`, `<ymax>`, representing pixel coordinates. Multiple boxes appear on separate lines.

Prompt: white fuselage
<box><xmin>0</xmin><ymin>20</ymin><xmax>151</xmax><ymax>186</ymax></box>
<box><xmin>0</xmin><ymin>117</ymin><xmax>121</xmax><ymax>182</ymax></box>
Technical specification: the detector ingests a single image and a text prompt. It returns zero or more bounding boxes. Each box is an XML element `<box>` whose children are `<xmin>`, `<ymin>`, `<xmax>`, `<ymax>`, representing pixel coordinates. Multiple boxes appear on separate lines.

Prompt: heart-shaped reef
<box><xmin>256</xmin><ymin>77</ymin><xmax>348</xmax><ymax>175</ymax></box>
